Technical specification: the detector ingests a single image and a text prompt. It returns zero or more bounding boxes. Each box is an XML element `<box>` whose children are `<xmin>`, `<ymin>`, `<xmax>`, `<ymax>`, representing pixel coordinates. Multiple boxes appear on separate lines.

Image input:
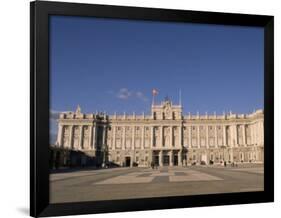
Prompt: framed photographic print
<box><xmin>30</xmin><ymin>1</ymin><xmax>274</xmax><ymax>217</ymax></box>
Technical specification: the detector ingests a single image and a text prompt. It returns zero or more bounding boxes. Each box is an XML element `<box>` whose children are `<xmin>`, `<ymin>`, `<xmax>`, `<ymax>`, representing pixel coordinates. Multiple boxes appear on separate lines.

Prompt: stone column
<box><xmin>112</xmin><ymin>126</ymin><xmax>116</xmax><ymax>150</ymax></box>
<box><xmin>159</xmin><ymin>150</ymin><xmax>163</xmax><ymax>166</ymax></box>
<box><xmin>230</xmin><ymin>125</ymin><xmax>235</xmax><ymax>163</ymax></box>
<box><xmin>233</xmin><ymin>125</ymin><xmax>238</xmax><ymax>147</ymax></box>
<box><xmin>197</xmin><ymin>126</ymin><xmax>200</xmax><ymax>148</ymax></box>
<box><xmin>160</xmin><ymin>126</ymin><xmax>163</xmax><ymax>147</ymax></box>
<box><xmin>170</xmin><ymin>126</ymin><xmax>173</xmax><ymax>147</ymax></box>
<box><xmin>251</xmin><ymin>124</ymin><xmax>254</xmax><ymax>145</ymax></box>
<box><xmin>206</xmin><ymin>126</ymin><xmax>209</xmax><ymax>149</ymax></box>
<box><xmin>259</xmin><ymin>121</ymin><xmax>263</xmax><ymax>145</ymax></box>
<box><xmin>69</xmin><ymin>125</ymin><xmax>73</xmax><ymax>149</ymax></box>
<box><xmin>169</xmin><ymin>151</ymin><xmax>173</xmax><ymax>166</ymax></box>
<box><xmin>92</xmin><ymin>124</ymin><xmax>97</xmax><ymax>150</ymax></box>
<box><xmin>122</xmin><ymin>126</ymin><xmax>126</xmax><ymax>150</ymax></box>
<box><xmin>178</xmin><ymin>150</ymin><xmax>182</xmax><ymax>166</ymax></box>
<box><xmin>88</xmin><ymin>125</ymin><xmax>93</xmax><ymax>150</ymax></box>
<box><xmin>102</xmin><ymin>125</ymin><xmax>106</xmax><ymax>147</ymax></box>
<box><xmin>250</xmin><ymin>124</ymin><xmax>254</xmax><ymax>145</ymax></box>
<box><xmin>242</xmin><ymin>125</ymin><xmax>246</xmax><ymax>146</ymax></box>
<box><xmin>254</xmin><ymin>123</ymin><xmax>257</xmax><ymax>145</ymax></box>
<box><xmin>256</xmin><ymin>123</ymin><xmax>259</xmax><ymax>146</ymax></box>
<box><xmin>214</xmin><ymin>125</ymin><xmax>218</xmax><ymax>148</ymax></box>
<box><xmin>188</xmin><ymin>126</ymin><xmax>192</xmax><ymax>148</ymax></box>
<box><xmin>79</xmin><ymin>125</ymin><xmax>83</xmax><ymax>149</ymax></box>
<box><xmin>179</xmin><ymin>126</ymin><xmax>182</xmax><ymax>148</ymax></box>
<box><xmin>230</xmin><ymin>149</ymin><xmax>234</xmax><ymax>162</ymax></box>
<box><xmin>261</xmin><ymin>121</ymin><xmax>264</xmax><ymax>145</ymax></box>
<box><xmin>223</xmin><ymin>125</ymin><xmax>226</xmax><ymax>146</ymax></box>
<box><xmin>229</xmin><ymin>125</ymin><xmax>233</xmax><ymax>148</ymax></box>
<box><xmin>132</xmin><ymin>126</ymin><xmax>135</xmax><ymax>150</ymax></box>
<box><xmin>150</xmin><ymin>126</ymin><xmax>153</xmax><ymax>148</ymax></box>
<box><xmin>255</xmin><ymin>147</ymin><xmax>258</xmax><ymax>162</ymax></box>
<box><xmin>57</xmin><ymin>124</ymin><xmax>63</xmax><ymax>147</ymax></box>
<box><xmin>142</xmin><ymin>126</ymin><xmax>145</xmax><ymax>149</ymax></box>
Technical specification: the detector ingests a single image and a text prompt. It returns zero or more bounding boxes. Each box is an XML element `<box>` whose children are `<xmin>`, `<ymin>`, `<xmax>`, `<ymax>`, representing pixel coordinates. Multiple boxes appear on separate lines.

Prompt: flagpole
<box><xmin>179</xmin><ymin>89</ymin><xmax>182</xmax><ymax>106</ymax></box>
<box><xmin>152</xmin><ymin>89</ymin><xmax>158</xmax><ymax>106</ymax></box>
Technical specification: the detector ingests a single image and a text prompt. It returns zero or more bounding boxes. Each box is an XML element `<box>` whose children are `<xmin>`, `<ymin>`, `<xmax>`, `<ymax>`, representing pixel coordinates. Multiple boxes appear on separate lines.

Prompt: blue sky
<box><xmin>50</xmin><ymin>15</ymin><xmax>264</xmax><ymax>137</ymax></box>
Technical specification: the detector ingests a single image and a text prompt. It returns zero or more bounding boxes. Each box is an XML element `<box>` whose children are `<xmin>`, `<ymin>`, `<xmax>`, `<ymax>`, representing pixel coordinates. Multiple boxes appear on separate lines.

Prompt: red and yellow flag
<box><xmin>152</xmin><ymin>88</ymin><xmax>159</xmax><ymax>96</ymax></box>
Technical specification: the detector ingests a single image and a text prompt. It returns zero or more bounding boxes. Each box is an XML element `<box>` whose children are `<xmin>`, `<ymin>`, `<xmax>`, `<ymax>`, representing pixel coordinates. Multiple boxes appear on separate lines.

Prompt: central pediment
<box><xmin>151</xmin><ymin>98</ymin><xmax>182</xmax><ymax>120</ymax></box>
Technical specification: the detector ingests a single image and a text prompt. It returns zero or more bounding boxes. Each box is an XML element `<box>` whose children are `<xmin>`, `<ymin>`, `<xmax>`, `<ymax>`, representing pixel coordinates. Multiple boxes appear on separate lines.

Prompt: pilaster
<box><xmin>142</xmin><ymin>126</ymin><xmax>145</xmax><ymax>149</ymax></box>
<box><xmin>250</xmin><ymin>124</ymin><xmax>254</xmax><ymax>145</ymax></box>
<box><xmin>92</xmin><ymin>124</ymin><xmax>97</xmax><ymax>150</ymax></box>
<box><xmin>197</xmin><ymin>126</ymin><xmax>200</xmax><ymax>148</ymax></box>
<box><xmin>242</xmin><ymin>125</ymin><xmax>246</xmax><ymax>146</ymax></box>
<box><xmin>214</xmin><ymin>125</ymin><xmax>218</xmax><ymax>148</ymax></box>
<box><xmin>233</xmin><ymin>124</ymin><xmax>238</xmax><ymax>147</ymax></box>
<box><xmin>89</xmin><ymin>125</ymin><xmax>93</xmax><ymax>150</ymax></box>
<box><xmin>159</xmin><ymin>150</ymin><xmax>163</xmax><ymax>166</ymax></box>
<box><xmin>206</xmin><ymin>126</ymin><xmax>209</xmax><ymax>149</ymax></box>
<box><xmin>260</xmin><ymin>121</ymin><xmax>264</xmax><ymax>145</ymax></box>
<box><xmin>112</xmin><ymin>126</ymin><xmax>116</xmax><ymax>150</ymax></box>
<box><xmin>188</xmin><ymin>126</ymin><xmax>192</xmax><ymax>148</ymax></box>
<box><xmin>79</xmin><ymin>125</ymin><xmax>83</xmax><ymax>149</ymax></box>
<box><xmin>170</xmin><ymin>126</ymin><xmax>173</xmax><ymax>147</ymax></box>
<box><xmin>178</xmin><ymin>150</ymin><xmax>182</xmax><ymax>166</ymax></box>
<box><xmin>69</xmin><ymin>125</ymin><xmax>73</xmax><ymax>149</ymax></box>
<box><xmin>178</xmin><ymin>125</ymin><xmax>182</xmax><ymax>148</ymax></box>
<box><xmin>102</xmin><ymin>125</ymin><xmax>106</xmax><ymax>147</ymax></box>
<box><xmin>57</xmin><ymin>124</ymin><xmax>63</xmax><ymax>147</ymax></box>
<box><xmin>132</xmin><ymin>126</ymin><xmax>135</xmax><ymax>150</ymax></box>
<box><xmin>122</xmin><ymin>126</ymin><xmax>126</xmax><ymax>150</ymax></box>
<box><xmin>169</xmin><ymin>151</ymin><xmax>173</xmax><ymax>166</ymax></box>
<box><xmin>223</xmin><ymin>125</ymin><xmax>226</xmax><ymax>146</ymax></box>
<box><xmin>160</xmin><ymin>126</ymin><xmax>163</xmax><ymax>148</ymax></box>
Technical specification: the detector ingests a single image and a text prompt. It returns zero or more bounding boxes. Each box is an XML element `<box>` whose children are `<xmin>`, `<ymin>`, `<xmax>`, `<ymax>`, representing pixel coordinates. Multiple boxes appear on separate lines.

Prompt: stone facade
<box><xmin>54</xmin><ymin>99</ymin><xmax>264</xmax><ymax>167</ymax></box>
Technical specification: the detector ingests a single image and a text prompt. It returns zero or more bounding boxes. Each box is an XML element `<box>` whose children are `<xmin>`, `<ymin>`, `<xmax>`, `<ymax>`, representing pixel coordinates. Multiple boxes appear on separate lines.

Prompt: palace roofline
<box><xmin>58</xmin><ymin>99</ymin><xmax>263</xmax><ymax>121</ymax></box>
<box><xmin>58</xmin><ymin>109</ymin><xmax>263</xmax><ymax>121</ymax></box>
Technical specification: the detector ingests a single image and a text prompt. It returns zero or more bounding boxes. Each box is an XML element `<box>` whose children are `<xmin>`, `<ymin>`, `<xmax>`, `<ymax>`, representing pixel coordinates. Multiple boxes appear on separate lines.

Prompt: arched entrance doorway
<box><xmin>125</xmin><ymin>156</ymin><xmax>131</xmax><ymax>167</ymax></box>
<box><xmin>173</xmin><ymin>154</ymin><xmax>178</xmax><ymax>166</ymax></box>
<box><xmin>163</xmin><ymin>154</ymin><xmax>170</xmax><ymax>166</ymax></box>
<box><xmin>153</xmin><ymin>154</ymin><xmax>159</xmax><ymax>166</ymax></box>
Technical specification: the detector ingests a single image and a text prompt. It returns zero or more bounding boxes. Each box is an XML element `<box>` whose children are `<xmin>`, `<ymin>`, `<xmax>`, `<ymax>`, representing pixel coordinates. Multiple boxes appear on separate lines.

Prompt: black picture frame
<box><xmin>30</xmin><ymin>1</ymin><xmax>274</xmax><ymax>217</ymax></box>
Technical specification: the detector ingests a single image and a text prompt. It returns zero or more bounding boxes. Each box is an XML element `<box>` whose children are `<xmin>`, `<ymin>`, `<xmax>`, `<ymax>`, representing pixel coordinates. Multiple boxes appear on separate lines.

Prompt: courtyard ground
<box><xmin>50</xmin><ymin>164</ymin><xmax>263</xmax><ymax>203</ymax></box>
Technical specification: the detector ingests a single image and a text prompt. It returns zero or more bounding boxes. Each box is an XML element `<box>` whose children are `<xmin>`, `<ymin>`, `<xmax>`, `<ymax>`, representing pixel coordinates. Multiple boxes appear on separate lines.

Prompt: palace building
<box><xmin>53</xmin><ymin>98</ymin><xmax>264</xmax><ymax>168</ymax></box>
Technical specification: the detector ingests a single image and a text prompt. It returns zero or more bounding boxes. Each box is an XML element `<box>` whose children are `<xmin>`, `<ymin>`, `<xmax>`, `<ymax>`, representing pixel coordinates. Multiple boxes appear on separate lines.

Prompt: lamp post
<box><xmin>182</xmin><ymin>147</ymin><xmax>188</xmax><ymax>166</ymax></box>
<box><xmin>221</xmin><ymin>145</ymin><xmax>227</xmax><ymax>166</ymax></box>
<box><xmin>102</xmin><ymin>143</ymin><xmax>108</xmax><ymax>168</ymax></box>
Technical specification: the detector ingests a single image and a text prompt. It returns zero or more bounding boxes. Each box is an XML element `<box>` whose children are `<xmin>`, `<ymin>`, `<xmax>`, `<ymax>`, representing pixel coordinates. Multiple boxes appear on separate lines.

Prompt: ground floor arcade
<box><xmin>50</xmin><ymin>145</ymin><xmax>263</xmax><ymax>169</ymax></box>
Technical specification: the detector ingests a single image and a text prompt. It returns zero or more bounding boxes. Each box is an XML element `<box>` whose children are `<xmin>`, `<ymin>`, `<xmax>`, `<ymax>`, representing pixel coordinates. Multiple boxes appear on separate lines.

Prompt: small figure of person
<box><xmin>151</xmin><ymin>161</ymin><xmax>154</xmax><ymax>170</ymax></box>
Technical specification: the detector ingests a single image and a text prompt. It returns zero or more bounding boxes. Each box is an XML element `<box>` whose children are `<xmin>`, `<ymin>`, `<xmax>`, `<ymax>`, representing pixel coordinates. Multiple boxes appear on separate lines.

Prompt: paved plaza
<box><xmin>50</xmin><ymin>164</ymin><xmax>264</xmax><ymax>203</ymax></box>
